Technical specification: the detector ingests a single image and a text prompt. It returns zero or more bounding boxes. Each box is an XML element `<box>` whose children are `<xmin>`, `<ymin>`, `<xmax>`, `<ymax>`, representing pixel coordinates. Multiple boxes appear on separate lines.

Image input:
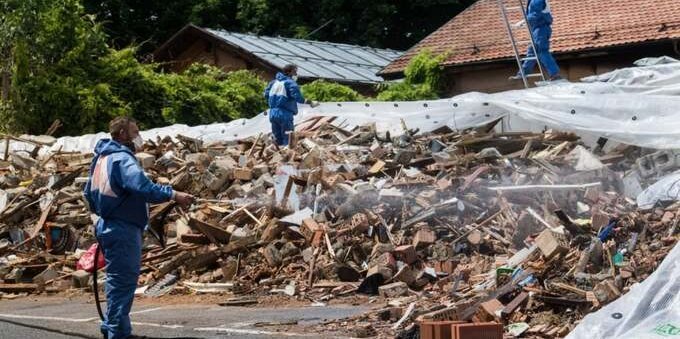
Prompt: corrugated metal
<box><xmin>205</xmin><ymin>29</ymin><xmax>402</xmax><ymax>83</ymax></box>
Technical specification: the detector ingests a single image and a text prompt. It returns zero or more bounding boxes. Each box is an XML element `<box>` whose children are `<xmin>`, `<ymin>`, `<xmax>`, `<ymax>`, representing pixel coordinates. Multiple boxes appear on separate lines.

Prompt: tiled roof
<box><xmin>381</xmin><ymin>0</ymin><xmax>680</xmax><ymax>75</ymax></box>
<box><xmin>203</xmin><ymin>28</ymin><xmax>403</xmax><ymax>83</ymax></box>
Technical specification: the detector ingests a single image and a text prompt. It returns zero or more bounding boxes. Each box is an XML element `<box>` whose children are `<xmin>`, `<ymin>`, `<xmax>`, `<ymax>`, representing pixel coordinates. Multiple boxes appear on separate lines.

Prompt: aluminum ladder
<box><xmin>497</xmin><ymin>0</ymin><xmax>546</xmax><ymax>88</ymax></box>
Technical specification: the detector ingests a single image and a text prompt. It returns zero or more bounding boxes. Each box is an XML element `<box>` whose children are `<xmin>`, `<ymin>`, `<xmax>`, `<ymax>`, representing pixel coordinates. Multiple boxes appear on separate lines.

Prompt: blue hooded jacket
<box><xmin>264</xmin><ymin>72</ymin><xmax>305</xmax><ymax>119</ymax></box>
<box><xmin>84</xmin><ymin>139</ymin><xmax>173</xmax><ymax>229</ymax></box>
<box><xmin>526</xmin><ymin>0</ymin><xmax>553</xmax><ymax>29</ymax></box>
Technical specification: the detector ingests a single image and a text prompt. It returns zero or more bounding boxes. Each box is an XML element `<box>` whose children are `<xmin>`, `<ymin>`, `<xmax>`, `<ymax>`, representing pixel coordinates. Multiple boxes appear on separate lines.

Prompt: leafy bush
<box><xmin>0</xmin><ymin>0</ymin><xmax>267</xmax><ymax>136</ymax></box>
<box><xmin>0</xmin><ymin>101</ymin><xmax>12</xmax><ymax>134</ymax></box>
<box><xmin>403</xmin><ymin>50</ymin><xmax>447</xmax><ymax>91</ymax></box>
<box><xmin>376</xmin><ymin>50</ymin><xmax>447</xmax><ymax>101</ymax></box>
<box><xmin>157</xmin><ymin>66</ymin><xmax>266</xmax><ymax>126</ymax></box>
<box><xmin>376</xmin><ymin>82</ymin><xmax>439</xmax><ymax>101</ymax></box>
<box><xmin>301</xmin><ymin>80</ymin><xmax>364</xmax><ymax>102</ymax></box>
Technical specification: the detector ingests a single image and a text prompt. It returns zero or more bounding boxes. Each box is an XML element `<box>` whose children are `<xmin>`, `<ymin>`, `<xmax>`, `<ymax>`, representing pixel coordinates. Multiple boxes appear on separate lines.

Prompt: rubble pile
<box><xmin>0</xmin><ymin>117</ymin><xmax>678</xmax><ymax>338</ymax></box>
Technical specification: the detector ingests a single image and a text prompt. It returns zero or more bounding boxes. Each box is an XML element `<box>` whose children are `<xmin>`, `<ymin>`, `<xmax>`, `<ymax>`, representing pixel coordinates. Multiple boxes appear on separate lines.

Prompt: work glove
<box><xmin>305</xmin><ymin>99</ymin><xmax>320</xmax><ymax>108</ymax></box>
<box><xmin>173</xmin><ymin>191</ymin><xmax>195</xmax><ymax>208</ymax></box>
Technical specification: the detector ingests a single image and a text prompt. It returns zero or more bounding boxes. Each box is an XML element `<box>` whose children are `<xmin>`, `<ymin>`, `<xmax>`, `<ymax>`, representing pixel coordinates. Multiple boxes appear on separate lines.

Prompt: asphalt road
<box><xmin>0</xmin><ymin>296</ymin><xmax>366</xmax><ymax>339</ymax></box>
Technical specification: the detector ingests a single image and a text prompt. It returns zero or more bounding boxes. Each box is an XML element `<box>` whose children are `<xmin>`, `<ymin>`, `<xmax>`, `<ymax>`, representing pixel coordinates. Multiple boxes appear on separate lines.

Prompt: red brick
<box><xmin>419</xmin><ymin>306</ymin><xmax>461</xmax><ymax>322</ymax></box>
<box><xmin>393</xmin><ymin>245</ymin><xmax>417</xmax><ymax>264</ymax></box>
<box><xmin>301</xmin><ymin>218</ymin><xmax>324</xmax><ymax>247</ymax></box>
<box><xmin>452</xmin><ymin>322</ymin><xmax>503</xmax><ymax>339</ymax></box>
<box><xmin>420</xmin><ymin>321</ymin><xmax>463</xmax><ymax>339</ymax></box>
<box><xmin>591</xmin><ymin>212</ymin><xmax>610</xmax><ymax>231</ymax></box>
<box><xmin>478</xmin><ymin>299</ymin><xmax>503</xmax><ymax>322</ymax></box>
<box><xmin>413</xmin><ymin>228</ymin><xmax>436</xmax><ymax>249</ymax></box>
<box><xmin>350</xmin><ymin>213</ymin><xmax>370</xmax><ymax>234</ymax></box>
<box><xmin>434</xmin><ymin>260</ymin><xmax>458</xmax><ymax>274</ymax></box>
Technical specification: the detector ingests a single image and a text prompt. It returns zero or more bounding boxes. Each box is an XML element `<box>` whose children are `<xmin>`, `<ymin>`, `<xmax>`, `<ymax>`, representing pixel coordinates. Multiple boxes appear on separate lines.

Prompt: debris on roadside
<box><xmin>0</xmin><ymin>117</ymin><xmax>678</xmax><ymax>338</ymax></box>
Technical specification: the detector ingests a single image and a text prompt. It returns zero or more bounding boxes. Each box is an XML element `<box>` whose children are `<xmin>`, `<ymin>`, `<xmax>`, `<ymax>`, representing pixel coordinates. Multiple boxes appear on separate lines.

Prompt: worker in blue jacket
<box><xmin>84</xmin><ymin>117</ymin><xmax>194</xmax><ymax>339</ymax></box>
<box><xmin>264</xmin><ymin>64</ymin><xmax>318</xmax><ymax>146</ymax></box>
<box><xmin>513</xmin><ymin>0</ymin><xmax>562</xmax><ymax>81</ymax></box>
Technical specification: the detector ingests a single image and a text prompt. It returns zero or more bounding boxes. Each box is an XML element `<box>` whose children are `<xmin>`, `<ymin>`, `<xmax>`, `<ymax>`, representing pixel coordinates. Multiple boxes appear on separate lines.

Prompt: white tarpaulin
<box><xmin>567</xmin><ymin>242</ymin><xmax>680</xmax><ymax>339</ymax></box>
<box><xmin>636</xmin><ymin>171</ymin><xmax>680</xmax><ymax>209</ymax></box>
<box><xmin>4</xmin><ymin>57</ymin><xmax>680</xmax><ymax>156</ymax></box>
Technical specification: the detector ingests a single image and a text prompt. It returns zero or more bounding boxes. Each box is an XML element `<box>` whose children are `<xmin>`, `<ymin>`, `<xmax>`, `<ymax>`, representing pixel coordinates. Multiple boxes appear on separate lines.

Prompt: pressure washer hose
<box><xmin>93</xmin><ymin>236</ymin><xmax>105</xmax><ymax>321</ymax></box>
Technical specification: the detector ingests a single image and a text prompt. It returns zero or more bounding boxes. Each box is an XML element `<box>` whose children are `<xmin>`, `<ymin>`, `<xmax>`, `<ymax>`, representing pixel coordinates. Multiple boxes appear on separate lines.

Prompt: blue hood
<box><xmin>275</xmin><ymin>72</ymin><xmax>290</xmax><ymax>81</ymax></box>
<box><xmin>264</xmin><ymin>72</ymin><xmax>305</xmax><ymax>118</ymax></box>
<box><xmin>94</xmin><ymin>139</ymin><xmax>134</xmax><ymax>157</ymax></box>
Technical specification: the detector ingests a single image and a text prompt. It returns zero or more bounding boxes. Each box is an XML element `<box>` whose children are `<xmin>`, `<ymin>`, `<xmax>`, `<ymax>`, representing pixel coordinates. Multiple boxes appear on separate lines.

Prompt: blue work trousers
<box><xmin>96</xmin><ymin>219</ymin><xmax>142</xmax><ymax>339</ymax></box>
<box><xmin>521</xmin><ymin>26</ymin><xmax>560</xmax><ymax>78</ymax></box>
<box><xmin>269</xmin><ymin>110</ymin><xmax>295</xmax><ymax>146</ymax></box>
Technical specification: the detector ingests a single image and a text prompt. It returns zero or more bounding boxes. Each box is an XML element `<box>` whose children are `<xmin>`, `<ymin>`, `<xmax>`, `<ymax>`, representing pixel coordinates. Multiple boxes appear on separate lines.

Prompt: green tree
<box><xmin>82</xmin><ymin>0</ymin><xmax>475</xmax><ymax>54</ymax></box>
<box><xmin>2</xmin><ymin>0</ymin><xmax>118</xmax><ymax>134</ymax></box>
<box><xmin>301</xmin><ymin>80</ymin><xmax>363</xmax><ymax>102</ymax></box>
<box><xmin>82</xmin><ymin>0</ymin><xmax>240</xmax><ymax>55</ymax></box>
<box><xmin>0</xmin><ymin>0</ymin><xmax>266</xmax><ymax>136</ymax></box>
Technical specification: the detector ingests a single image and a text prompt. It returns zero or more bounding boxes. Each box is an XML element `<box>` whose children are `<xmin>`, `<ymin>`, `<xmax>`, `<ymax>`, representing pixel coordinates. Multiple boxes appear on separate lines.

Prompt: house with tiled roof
<box><xmin>380</xmin><ymin>0</ymin><xmax>680</xmax><ymax>94</ymax></box>
<box><xmin>154</xmin><ymin>24</ymin><xmax>402</xmax><ymax>93</ymax></box>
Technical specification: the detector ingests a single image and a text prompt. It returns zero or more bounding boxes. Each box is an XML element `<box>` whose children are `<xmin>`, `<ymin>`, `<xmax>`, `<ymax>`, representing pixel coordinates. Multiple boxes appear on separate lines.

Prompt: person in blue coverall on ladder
<box><xmin>264</xmin><ymin>64</ymin><xmax>318</xmax><ymax>146</ymax></box>
<box><xmin>84</xmin><ymin>117</ymin><xmax>194</xmax><ymax>339</ymax></box>
<box><xmin>511</xmin><ymin>0</ymin><xmax>562</xmax><ymax>81</ymax></box>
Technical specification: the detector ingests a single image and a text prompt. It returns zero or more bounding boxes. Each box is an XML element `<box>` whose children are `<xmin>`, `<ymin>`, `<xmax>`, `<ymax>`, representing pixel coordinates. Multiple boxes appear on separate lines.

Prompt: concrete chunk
<box><xmin>378</xmin><ymin>281</ymin><xmax>408</xmax><ymax>298</ymax></box>
<box><xmin>536</xmin><ymin>229</ymin><xmax>568</xmax><ymax>259</ymax></box>
<box><xmin>72</xmin><ymin>270</ymin><xmax>91</xmax><ymax>289</ymax></box>
<box><xmin>184</xmin><ymin>153</ymin><xmax>211</xmax><ymax>168</ymax></box>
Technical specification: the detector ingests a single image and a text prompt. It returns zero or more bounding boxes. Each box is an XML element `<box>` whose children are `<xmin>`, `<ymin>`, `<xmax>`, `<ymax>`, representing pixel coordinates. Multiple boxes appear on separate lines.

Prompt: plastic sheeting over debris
<box><xmin>567</xmin><ymin>242</ymin><xmax>680</xmax><ymax>339</ymax></box>
<box><xmin>5</xmin><ymin>57</ymin><xmax>680</xmax><ymax>155</ymax></box>
<box><xmin>636</xmin><ymin>171</ymin><xmax>680</xmax><ymax>210</ymax></box>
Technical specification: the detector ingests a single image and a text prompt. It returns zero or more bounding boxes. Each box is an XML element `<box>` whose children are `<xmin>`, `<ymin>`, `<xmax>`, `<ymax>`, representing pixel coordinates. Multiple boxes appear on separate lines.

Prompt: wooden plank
<box><xmin>552</xmin><ymin>282</ymin><xmax>587</xmax><ymax>296</ymax></box>
<box><xmin>12</xmin><ymin>198</ymin><xmax>54</xmax><ymax>251</ymax></box>
<box><xmin>280</xmin><ymin>176</ymin><xmax>294</xmax><ymax>209</ymax></box>
<box><xmin>336</xmin><ymin>132</ymin><xmax>362</xmax><ymax>146</ymax></box>
<box><xmin>3</xmin><ymin>136</ymin><xmax>8</xmax><ymax>161</ymax></box>
<box><xmin>520</xmin><ymin>139</ymin><xmax>534</xmax><ymax>158</ymax></box>
<box><xmin>219</xmin><ymin>297</ymin><xmax>258</xmax><ymax>306</ymax></box>
<box><xmin>295</xmin><ymin>117</ymin><xmax>322</xmax><ymax>132</ymax></box>
<box><xmin>301</xmin><ymin>116</ymin><xmax>336</xmax><ymax>132</ymax></box>
<box><xmin>221</xmin><ymin>236</ymin><xmax>257</xmax><ymax>255</ymax></box>
<box><xmin>501</xmin><ymin>292</ymin><xmax>529</xmax><ymax>317</ymax></box>
<box><xmin>0</xmin><ymin>283</ymin><xmax>38</xmax><ymax>293</ymax></box>
<box><xmin>369</xmin><ymin>160</ymin><xmax>386</xmax><ymax>174</ymax></box>
<box><xmin>247</xmin><ymin>133</ymin><xmax>263</xmax><ymax>158</ymax></box>
<box><xmin>460</xmin><ymin>165</ymin><xmax>490</xmax><ymax>191</ymax></box>
<box><xmin>188</xmin><ymin>218</ymin><xmax>230</xmax><ymax>245</ymax></box>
